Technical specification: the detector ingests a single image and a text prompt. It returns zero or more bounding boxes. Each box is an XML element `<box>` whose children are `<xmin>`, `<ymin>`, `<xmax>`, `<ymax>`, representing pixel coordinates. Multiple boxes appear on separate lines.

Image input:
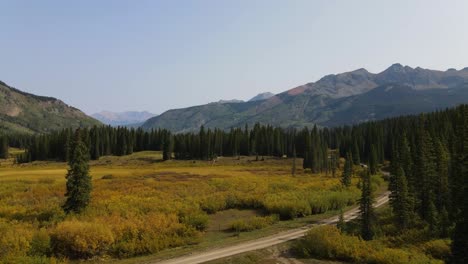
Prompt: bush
<box><xmin>229</xmin><ymin>215</ymin><xmax>278</xmax><ymax>232</ymax></box>
<box><xmin>263</xmin><ymin>194</ymin><xmax>311</xmax><ymax>219</ymax></box>
<box><xmin>294</xmin><ymin>226</ymin><xmax>440</xmax><ymax>264</ymax></box>
<box><xmin>0</xmin><ymin>219</ymin><xmax>33</xmax><ymax>259</ymax></box>
<box><xmin>200</xmin><ymin>194</ymin><xmax>227</xmax><ymax>213</ymax></box>
<box><xmin>51</xmin><ymin>220</ymin><xmax>114</xmax><ymax>259</ymax></box>
<box><xmin>179</xmin><ymin>212</ymin><xmax>209</xmax><ymax>231</ymax></box>
<box><xmin>110</xmin><ymin>213</ymin><xmax>200</xmax><ymax>258</ymax></box>
<box><xmin>421</xmin><ymin>239</ymin><xmax>451</xmax><ymax>260</ymax></box>
<box><xmin>28</xmin><ymin>228</ymin><xmax>51</xmax><ymax>257</ymax></box>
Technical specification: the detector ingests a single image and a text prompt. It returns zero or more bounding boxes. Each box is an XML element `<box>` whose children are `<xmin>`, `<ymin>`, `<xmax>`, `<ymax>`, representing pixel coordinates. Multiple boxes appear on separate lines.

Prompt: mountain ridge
<box><xmin>0</xmin><ymin>80</ymin><xmax>101</xmax><ymax>134</ymax></box>
<box><xmin>142</xmin><ymin>64</ymin><xmax>468</xmax><ymax>132</ymax></box>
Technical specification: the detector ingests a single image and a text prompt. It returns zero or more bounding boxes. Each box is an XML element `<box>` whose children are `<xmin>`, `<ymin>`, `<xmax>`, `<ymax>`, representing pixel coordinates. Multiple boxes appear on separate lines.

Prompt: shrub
<box><xmin>110</xmin><ymin>213</ymin><xmax>200</xmax><ymax>258</ymax></box>
<box><xmin>51</xmin><ymin>220</ymin><xmax>114</xmax><ymax>259</ymax></box>
<box><xmin>263</xmin><ymin>194</ymin><xmax>311</xmax><ymax>219</ymax></box>
<box><xmin>421</xmin><ymin>239</ymin><xmax>451</xmax><ymax>260</ymax></box>
<box><xmin>179</xmin><ymin>212</ymin><xmax>209</xmax><ymax>231</ymax></box>
<box><xmin>229</xmin><ymin>215</ymin><xmax>278</xmax><ymax>232</ymax></box>
<box><xmin>200</xmin><ymin>194</ymin><xmax>227</xmax><ymax>213</ymax></box>
<box><xmin>0</xmin><ymin>219</ymin><xmax>33</xmax><ymax>259</ymax></box>
<box><xmin>294</xmin><ymin>226</ymin><xmax>440</xmax><ymax>264</ymax></box>
<box><xmin>28</xmin><ymin>228</ymin><xmax>51</xmax><ymax>257</ymax></box>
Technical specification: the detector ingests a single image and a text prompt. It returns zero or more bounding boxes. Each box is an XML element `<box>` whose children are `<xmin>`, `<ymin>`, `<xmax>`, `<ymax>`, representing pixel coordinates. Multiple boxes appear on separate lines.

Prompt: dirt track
<box><xmin>154</xmin><ymin>191</ymin><xmax>390</xmax><ymax>264</ymax></box>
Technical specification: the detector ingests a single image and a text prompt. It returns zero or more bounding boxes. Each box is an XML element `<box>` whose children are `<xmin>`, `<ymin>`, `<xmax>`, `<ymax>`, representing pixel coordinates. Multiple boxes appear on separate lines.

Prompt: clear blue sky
<box><xmin>1</xmin><ymin>0</ymin><xmax>467</xmax><ymax>114</ymax></box>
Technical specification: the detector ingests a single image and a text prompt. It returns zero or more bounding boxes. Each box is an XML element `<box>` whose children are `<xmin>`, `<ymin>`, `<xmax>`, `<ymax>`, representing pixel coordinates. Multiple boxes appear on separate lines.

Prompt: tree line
<box><xmin>12</xmin><ymin>122</ymin><xmax>385</xmax><ymax>174</ymax></box>
<box><xmin>3</xmin><ymin>105</ymin><xmax>468</xmax><ymax>262</ymax></box>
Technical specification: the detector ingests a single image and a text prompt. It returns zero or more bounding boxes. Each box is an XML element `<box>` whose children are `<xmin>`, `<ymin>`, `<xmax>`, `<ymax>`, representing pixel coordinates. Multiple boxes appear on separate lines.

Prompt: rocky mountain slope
<box><xmin>0</xmin><ymin>80</ymin><xmax>101</xmax><ymax>134</ymax></box>
<box><xmin>142</xmin><ymin>64</ymin><xmax>468</xmax><ymax>132</ymax></box>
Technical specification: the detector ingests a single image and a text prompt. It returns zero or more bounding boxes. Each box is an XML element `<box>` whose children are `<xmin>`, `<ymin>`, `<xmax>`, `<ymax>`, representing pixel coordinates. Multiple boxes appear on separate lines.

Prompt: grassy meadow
<box><xmin>0</xmin><ymin>150</ymin><xmax>377</xmax><ymax>263</ymax></box>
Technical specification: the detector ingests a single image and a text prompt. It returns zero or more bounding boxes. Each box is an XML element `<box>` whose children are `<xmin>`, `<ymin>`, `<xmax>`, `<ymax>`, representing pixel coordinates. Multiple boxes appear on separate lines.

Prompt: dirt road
<box><xmin>154</xmin><ymin>191</ymin><xmax>390</xmax><ymax>264</ymax></box>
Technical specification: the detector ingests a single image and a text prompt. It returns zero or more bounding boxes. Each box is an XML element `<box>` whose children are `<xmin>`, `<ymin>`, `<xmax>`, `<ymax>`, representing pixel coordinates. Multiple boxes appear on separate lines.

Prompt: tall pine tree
<box><xmin>360</xmin><ymin>169</ymin><xmax>375</xmax><ymax>240</ymax></box>
<box><xmin>341</xmin><ymin>152</ymin><xmax>353</xmax><ymax>187</ymax></box>
<box><xmin>0</xmin><ymin>135</ymin><xmax>8</xmax><ymax>159</ymax></box>
<box><xmin>63</xmin><ymin>129</ymin><xmax>92</xmax><ymax>214</ymax></box>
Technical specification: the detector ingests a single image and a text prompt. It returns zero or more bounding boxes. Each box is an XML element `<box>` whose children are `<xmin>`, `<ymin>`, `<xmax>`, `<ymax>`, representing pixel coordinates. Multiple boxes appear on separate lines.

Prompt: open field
<box><xmin>0</xmin><ymin>151</ymin><xmax>384</xmax><ymax>263</ymax></box>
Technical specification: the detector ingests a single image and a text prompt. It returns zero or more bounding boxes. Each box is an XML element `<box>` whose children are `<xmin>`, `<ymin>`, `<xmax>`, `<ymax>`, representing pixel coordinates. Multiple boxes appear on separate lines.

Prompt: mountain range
<box><xmin>141</xmin><ymin>64</ymin><xmax>468</xmax><ymax>132</ymax></box>
<box><xmin>0</xmin><ymin>80</ymin><xmax>101</xmax><ymax>134</ymax></box>
<box><xmin>91</xmin><ymin>111</ymin><xmax>156</xmax><ymax>127</ymax></box>
<box><xmin>2</xmin><ymin>63</ymin><xmax>468</xmax><ymax>135</ymax></box>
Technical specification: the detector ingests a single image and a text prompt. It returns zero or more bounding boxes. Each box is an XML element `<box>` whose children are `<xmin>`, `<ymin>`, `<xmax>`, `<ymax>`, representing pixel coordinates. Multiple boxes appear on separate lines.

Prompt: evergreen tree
<box><xmin>369</xmin><ymin>145</ymin><xmax>378</xmax><ymax>174</ymax></box>
<box><xmin>337</xmin><ymin>209</ymin><xmax>346</xmax><ymax>232</ymax></box>
<box><xmin>352</xmin><ymin>139</ymin><xmax>360</xmax><ymax>165</ymax></box>
<box><xmin>302</xmin><ymin>129</ymin><xmax>312</xmax><ymax>170</ymax></box>
<box><xmin>162</xmin><ymin>133</ymin><xmax>173</xmax><ymax>161</ymax></box>
<box><xmin>62</xmin><ymin>129</ymin><xmax>92</xmax><ymax>214</ymax></box>
<box><xmin>360</xmin><ymin>169</ymin><xmax>375</xmax><ymax>240</ymax></box>
<box><xmin>341</xmin><ymin>152</ymin><xmax>353</xmax><ymax>187</ymax></box>
<box><xmin>291</xmin><ymin>145</ymin><xmax>297</xmax><ymax>177</ymax></box>
<box><xmin>0</xmin><ymin>135</ymin><xmax>8</xmax><ymax>159</ymax></box>
<box><xmin>434</xmin><ymin>139</ymin><xmax>450</xmax><ymax>213</ymax></box>
<box><xmin>451</xmin><ymin>106</ymin><xmax>468</xmax><ymax>263</ymax></box>
<box><xmin>389</xmin><ymin>166</ymin><xmax>411</xmax><ymax>229</ymax></box>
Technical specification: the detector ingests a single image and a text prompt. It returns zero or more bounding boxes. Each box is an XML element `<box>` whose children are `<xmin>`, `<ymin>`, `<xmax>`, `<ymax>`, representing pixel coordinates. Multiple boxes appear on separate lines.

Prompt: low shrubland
<box><xmin>293</xmin><ymin>204</ymin><xmax>451</xmax><ymax>264</ymax></box>
<box><xmin>0</xmin><ymin>152</ymin><xmax>366</xmax><ymax>261</ymax></box>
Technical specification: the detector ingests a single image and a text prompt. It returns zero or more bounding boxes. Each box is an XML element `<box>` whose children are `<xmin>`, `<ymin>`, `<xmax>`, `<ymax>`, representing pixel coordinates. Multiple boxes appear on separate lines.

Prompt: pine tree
<box><xmin>390</xmin><ymin>166</ymin><xmax>411</xmax><ymax>229</ymax></box>
<box><xmin>337</xmin><ymin>209</ymin><xmax>346</xmax><ymax>232</ymax></box>
<box><xmin>352</xmin><ymin>139</ymin><xmax>360</xmax><ymax>165</ymax></box>
<box><xmin>451</xmin><ymin>106</ymin><xmax>468</xmax><ymax>263</ymax></box>
<box><xmin>0</xmin><ymin>135</ymin><xmax>8</xmax><ymax>159</ymax></box>
<box><xmin>62</xmin><ymin>129</ymin><xmax>92</xmax><ymax>214</ymax></box>
<box><xmin>291</xmin><ymin>145</ymin><xmax>297</xmax><ymax>177</ymax></box>
<box><xmin>434</xmin><ymin>139</ymin><xmax>450</xmax><ymax>213</ymax></box>
<box><xmin>302</xmin><ymin>129</ymin><xmax>312</xmax><ymax>170</ymax></box>
<box><xmin>369</xmin><ymin>145</ymin><xmax>378</xmax><ymax>174</ymax></box>
<box><xmin>162</xmin><ymin>133</ymin><xmax>173</xmax><ymax>161</ymax></box>
<box><xmin>360</xmin><ymin>169</ymin><xmax>375</xmax><ymax>240</ymax></box>
<box><xmin>341</xmin><ymin>152</ymin><xmax>353</xmax><ymax>187</ymax></box>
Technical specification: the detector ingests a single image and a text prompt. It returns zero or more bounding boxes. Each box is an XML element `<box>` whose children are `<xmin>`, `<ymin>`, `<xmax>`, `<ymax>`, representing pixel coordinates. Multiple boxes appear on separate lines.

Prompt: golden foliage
<box><xmin>0</xmin><ymin>152</ymin><xmax>361</xmax><ymax>260</ymax></box>
<box><xmin>295</xmin><ymin>226</ymin><xmax>443</xmax><ymax>264</ymax></box>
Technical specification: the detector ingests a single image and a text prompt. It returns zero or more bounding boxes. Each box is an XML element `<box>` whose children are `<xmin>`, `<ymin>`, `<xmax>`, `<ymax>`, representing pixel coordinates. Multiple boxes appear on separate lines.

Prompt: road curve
<box><xmin>154</xmin><ymin>191</ymin><xmax>390</xmax><ymax>264</ymax></box>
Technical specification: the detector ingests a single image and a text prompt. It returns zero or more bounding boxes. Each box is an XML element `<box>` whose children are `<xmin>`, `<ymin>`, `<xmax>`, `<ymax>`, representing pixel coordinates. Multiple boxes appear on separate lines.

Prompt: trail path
<box><xmin>155</xmin><ymin>190</ymin><xmax>390</xmax><ymax>264</ymax></box>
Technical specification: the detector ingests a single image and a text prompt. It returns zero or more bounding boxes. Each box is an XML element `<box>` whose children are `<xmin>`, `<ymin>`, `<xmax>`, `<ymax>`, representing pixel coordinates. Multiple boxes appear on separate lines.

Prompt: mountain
<box><xmin>142</xmin><ymin>64</ymin><xmax>468</xmax><ymax>132</ymax></box>
<box><xmin>92</xmin><ymin>111</ymin><xmax>156</xmax><ymax>127</ymax></box>
<box><xmin>249</xmin><ymin>92</ymin><xmax>275</xmax><ymax>102</ymax></box>
<box><xmin>0</xmin><ymin>80</ymin><xmax>101</xmax><ymax>134</ymax></box>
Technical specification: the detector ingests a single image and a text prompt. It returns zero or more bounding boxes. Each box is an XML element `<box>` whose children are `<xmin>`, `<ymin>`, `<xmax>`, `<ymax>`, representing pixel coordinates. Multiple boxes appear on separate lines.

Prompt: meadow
<box><xmin>0</xmin><ymin>151</ymin><xmax>367</xmax><ymax>263</ymax></box>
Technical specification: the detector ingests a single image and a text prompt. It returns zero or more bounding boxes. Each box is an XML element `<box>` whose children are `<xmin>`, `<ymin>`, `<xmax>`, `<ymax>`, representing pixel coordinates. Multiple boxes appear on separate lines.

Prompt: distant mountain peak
<box><xmin>92</xmin><ymin>110</ymin><xmax>156</xmax><ymax>126</ymax></box>
<box><xmin>142</xmin><ymin>63</ymin><xmax>468</xmax><ymax>132</ymax></box>
<box><xmin>384</xmin><ymin>63</ymin><xmax>413</xmax><ymax>73</ymax></box>
<box><xmin>249</xmin><ymin>92</ymin><xmax>275</xmax><ymax>102</ymax></box>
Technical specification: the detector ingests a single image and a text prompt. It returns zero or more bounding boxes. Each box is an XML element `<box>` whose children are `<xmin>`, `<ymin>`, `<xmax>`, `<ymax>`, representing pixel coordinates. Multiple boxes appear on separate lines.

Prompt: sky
<box><xmin>1</xmin><ymin>0</ymin><xmax>468</xmax><ymax>115</ymax></box>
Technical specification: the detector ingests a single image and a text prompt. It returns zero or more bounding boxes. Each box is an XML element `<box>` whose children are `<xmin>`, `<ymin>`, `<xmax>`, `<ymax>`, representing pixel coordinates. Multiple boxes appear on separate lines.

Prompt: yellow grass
<box><xmin>0</xmin><ymin>151</ymin><xmax>371</xmax><ymax>262</ymax></box>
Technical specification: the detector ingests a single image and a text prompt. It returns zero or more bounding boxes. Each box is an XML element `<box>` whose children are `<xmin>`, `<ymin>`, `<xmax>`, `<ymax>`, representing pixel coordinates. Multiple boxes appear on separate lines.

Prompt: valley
<box><xmin>0</xmin><ymin>151</ymin><xmax>370</xmax><ymax>263</ymax></box>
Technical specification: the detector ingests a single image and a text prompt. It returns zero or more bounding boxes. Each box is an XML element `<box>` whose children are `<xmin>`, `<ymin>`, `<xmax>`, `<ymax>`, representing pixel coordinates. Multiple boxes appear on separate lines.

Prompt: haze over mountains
<box><xmin>2</xmin><ymin>63</ymin><xmax>468</xmax><ymax>135</ymax></box>
<box><xmin>142</xmin><ymin>64</ymin><xmax>468</xmax><ymax>132</ymax></box>
<box><xmin>0</xmin><ymin>80</ymin><xmax>100</xmax><ymax>134</ymax></box>
<box><xmin>91</xmin><ymin>111</ymin><xmax>156</xmax><ymax>127</ymax></box>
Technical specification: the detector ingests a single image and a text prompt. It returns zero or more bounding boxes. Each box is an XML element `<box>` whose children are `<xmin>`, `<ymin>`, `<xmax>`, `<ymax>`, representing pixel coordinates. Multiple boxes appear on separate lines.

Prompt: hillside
<box><xmin>91</xmin><ymin>110</ymin><xmax>156</xmax><ymax>127</ymax></box>
<box><xmin>0</xmin><ymin>80</ymin><xmax>101</xmax><ymax>134</ymax></box>
<box><xmin>142</xmin><ymin>64</ymin><xmax>468</xmax><ymax>132</ymax></box>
